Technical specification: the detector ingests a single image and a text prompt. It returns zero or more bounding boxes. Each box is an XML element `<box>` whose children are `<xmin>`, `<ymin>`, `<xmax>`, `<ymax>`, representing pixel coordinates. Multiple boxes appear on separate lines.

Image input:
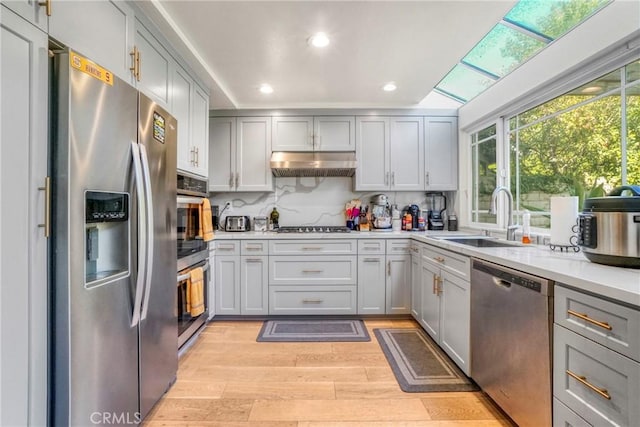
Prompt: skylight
<box><xmin>434</xmin><ymin>0</ymin><xmax>611</xmax><ymax>104</ymax></box>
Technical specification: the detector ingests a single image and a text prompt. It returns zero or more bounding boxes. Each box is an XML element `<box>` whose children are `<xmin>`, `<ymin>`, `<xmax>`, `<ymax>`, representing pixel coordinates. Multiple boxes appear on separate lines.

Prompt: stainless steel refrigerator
<box><xmin>51</xmin><ymin>48</ymin><xmax>177</xmax><ymax>426</ymax></box>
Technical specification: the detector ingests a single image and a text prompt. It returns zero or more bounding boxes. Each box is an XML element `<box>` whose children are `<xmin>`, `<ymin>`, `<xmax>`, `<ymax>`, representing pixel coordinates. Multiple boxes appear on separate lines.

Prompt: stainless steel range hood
<box><xmin>270</xmin><ymin>152</ymin><xmax>357</xmax><ymax>177</ymax></box>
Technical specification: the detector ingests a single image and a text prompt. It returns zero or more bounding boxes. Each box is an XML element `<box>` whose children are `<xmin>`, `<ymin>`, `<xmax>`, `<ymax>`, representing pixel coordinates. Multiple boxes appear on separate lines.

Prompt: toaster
<box><xmin>225</xmin><ymin>216</ymin><xmax>250</xmax><ymax>231</ymax></box>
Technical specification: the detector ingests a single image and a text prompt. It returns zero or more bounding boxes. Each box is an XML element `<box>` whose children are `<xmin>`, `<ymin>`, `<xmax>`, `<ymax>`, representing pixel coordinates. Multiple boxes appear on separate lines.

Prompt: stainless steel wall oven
<box><xmin>176</xmin><ymin>172</ymin><xmax>209</xmax><ymax>347</ymax></box>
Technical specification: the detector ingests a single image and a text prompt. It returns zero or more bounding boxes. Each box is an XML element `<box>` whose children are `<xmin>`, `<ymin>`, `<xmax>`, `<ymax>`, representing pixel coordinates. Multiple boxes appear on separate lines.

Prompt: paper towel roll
<box><xmin>550</xmin><ymin>196</ymin><xmax>579</xmax><ymax>246</ymax></box>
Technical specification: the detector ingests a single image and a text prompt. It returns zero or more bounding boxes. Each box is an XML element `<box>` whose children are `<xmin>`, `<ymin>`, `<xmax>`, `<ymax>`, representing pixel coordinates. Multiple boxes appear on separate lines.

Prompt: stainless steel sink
<box><xmin>437</xmin><ymin>237</ymin><xmax>523</xmax><ymax>248</ymax></box>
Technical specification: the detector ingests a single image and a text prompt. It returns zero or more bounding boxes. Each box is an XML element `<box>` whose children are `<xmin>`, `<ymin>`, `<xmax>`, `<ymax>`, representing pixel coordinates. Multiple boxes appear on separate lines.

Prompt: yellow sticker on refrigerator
<box><xmin>70</xmin><ymin>51</ymin><xmax>114</xmax><ymax>86</ymax></box>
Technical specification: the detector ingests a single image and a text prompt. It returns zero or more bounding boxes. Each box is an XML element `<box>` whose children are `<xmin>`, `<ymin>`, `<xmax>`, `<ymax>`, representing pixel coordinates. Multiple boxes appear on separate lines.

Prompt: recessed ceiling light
<box><xmin>308</xmin><ymin>32</ymin><xmax>330</xmax><ymax>48</ymax></box>
<box><xmin>259</xmin><ymin>84</ymin><xmax>273</xmax><ymax>94</ymax></box>
<box><xmin>383</xmin><ymin>82</ymin><xmax>397</xmax><ymax>92</ymax></box>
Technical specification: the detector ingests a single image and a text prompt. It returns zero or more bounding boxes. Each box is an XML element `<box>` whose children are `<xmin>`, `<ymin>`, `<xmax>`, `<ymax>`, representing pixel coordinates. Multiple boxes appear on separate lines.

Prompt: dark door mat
<box><xmin>374</xmin><ymin>328</ymin><xmax>479</xmax><ymax>392</ymax></box>
<box><xmin>256</xmin><ymin>319</ymin><xmax>371</xmax><ymax>342</ymax></box>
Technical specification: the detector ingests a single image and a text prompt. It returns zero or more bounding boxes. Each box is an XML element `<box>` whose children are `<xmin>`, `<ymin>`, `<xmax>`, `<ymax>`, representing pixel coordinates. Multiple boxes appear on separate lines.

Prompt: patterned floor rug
<box><xmin>256</xmin><ymin>319</ymin><xmax>371</xmax><ymax>342</ymax></box>
<box><xmin>374</xmin><ymin>328</ymin><xmax>479</xmax><ymax>392</ymax></box>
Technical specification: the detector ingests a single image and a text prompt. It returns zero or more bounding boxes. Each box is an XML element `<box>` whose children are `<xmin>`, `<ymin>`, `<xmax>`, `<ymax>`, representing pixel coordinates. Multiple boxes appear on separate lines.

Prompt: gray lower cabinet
<box><xmin>215</xmin><ymin>254</ymin><xmax>241</xmax><ymax>315</ymax></box>
<box><xmin>1</xmin><ymin>7</ymin><xmax>49</xmax><ymax>426</ymax></box>
<box><xmin>358</xmin><ymin>255</ymin><xmax>386</xmax><ymax>314</ymax></box>
<box><xmin>386</xmin><ymin>253</ymin><xmax>411</xmax><ymax>314</ymax></box>
<box><xmin>553</xmin><ymin>283</ymin><xmax>640</xmax><ymax>427</ymax></box>
<box><xmin>417</xmin><ymin>243</ymin><xmax>471</xmax><ymax>375</ymax></box>
<box><xmin>241</xmin><ymin>256</ymin><xmax>268</xmax><ymax>315</ymax></box>
<box><xmin>410</xmin><ymin>243</ymin><xmax>422</xmax><ymax>319</ymax></box>
<box><xmin>269</xmin><ymin>286</ymin><xmax>358</xmax><ymax>315</ymax></box>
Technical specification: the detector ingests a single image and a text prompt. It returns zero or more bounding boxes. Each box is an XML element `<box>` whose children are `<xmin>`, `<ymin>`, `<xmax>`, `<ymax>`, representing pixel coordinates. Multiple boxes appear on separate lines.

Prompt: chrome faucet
<box><xmin>489</xmin><ymin>186</ymin><xmax>519</xmax><ymax>241</ymax></box>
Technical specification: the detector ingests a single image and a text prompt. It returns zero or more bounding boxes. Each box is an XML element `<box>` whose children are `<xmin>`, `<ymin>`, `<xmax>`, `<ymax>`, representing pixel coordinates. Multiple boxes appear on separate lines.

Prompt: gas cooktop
<box><xmin>277</xmin><ymin>226</ymin><xmax>351</xmax><ymax>233</ymax></box>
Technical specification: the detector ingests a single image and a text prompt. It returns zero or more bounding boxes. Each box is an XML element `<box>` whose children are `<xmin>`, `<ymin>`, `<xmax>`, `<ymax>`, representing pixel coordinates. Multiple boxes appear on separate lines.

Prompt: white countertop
<box><xmin>211</xmin><ymin>230</ymin><xmax>640</xmax><ymax>307</ymax></box>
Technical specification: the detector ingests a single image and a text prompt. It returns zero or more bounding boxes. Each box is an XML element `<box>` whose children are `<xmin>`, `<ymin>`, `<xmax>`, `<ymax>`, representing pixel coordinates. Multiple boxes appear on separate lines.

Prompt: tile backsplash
<box><xmin>210</xmin><ymin>177</ymin><xmax>456</xmax><ymax>227</ymax></box>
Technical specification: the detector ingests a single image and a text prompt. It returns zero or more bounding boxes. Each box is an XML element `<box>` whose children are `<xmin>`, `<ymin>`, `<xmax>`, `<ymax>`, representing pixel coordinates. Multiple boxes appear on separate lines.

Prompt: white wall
<box><xmin>456</xmin><ymin>0</ymin><xmax>640</xmax><ymax>228</ymax></box>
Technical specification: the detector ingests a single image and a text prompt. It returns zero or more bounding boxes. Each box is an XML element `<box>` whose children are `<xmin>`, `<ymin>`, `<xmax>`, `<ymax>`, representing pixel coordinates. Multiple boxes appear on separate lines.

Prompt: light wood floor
<box><xmin>144</xmin><ymin>319</ymin><xmax>515</xmax><ymax>427</ymax></box>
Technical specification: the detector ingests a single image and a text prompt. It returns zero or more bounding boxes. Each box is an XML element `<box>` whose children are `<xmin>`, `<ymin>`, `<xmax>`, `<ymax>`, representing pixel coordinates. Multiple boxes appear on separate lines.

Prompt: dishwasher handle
<box><xmin>492</xmin><ymin>277</ymin><xmax>512</xmax><ymax>289</ymax></box>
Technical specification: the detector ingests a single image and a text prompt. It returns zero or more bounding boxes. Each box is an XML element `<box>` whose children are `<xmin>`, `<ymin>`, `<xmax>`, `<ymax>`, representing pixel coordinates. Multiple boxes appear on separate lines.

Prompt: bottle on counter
<box><xmin>522</xmin><ymin>210</ymin><xmax>531</xmax><ymax>244</ymax></box>
<box><xmin>270</xmin><ymin>207</ymin><xmax>279</xmax><ymax>230</ymax></box>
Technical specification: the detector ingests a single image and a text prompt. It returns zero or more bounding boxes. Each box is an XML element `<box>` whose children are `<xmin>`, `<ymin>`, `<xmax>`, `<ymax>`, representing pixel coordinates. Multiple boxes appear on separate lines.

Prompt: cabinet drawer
<box><xmin>553</xmin><ymin>397</ymin><xmax>591</xmax><ymax>427</ymax></box>
<box><xmin>358</xmin><ymin>239</ymin><xmax>385</xmax><ymax>255</ymax></box>
<box><xmin>269</xmin><ymin>239</ymin><xmax>356</xmax><ymax>255</ymax></box>
<box><xmin>553</xmin><ymin>325</ymin><xmax>640</xmax><ymax>427</ymax></box>
<box><xmin>422</xmin><ymin>245</ymin><xmax>470</xmax><ymax>280</ymax></box>
<box><xmin>241</xmin><ymin>240</ymin><xmax>269</xmax><ymax>256</ymax></box>
<box><xmin>386</xmin><ymin>239</ymin><xmax>411</xmax><ymax>254</ymax></box>
<box><xmin>269</xmin><ymin>285</ymin><xmax>357</xmax><ymax>315</ymax></box>
<box><xmin>269</xmin><ymin>256</ymin><xmax>357</xmax><ymax>285</ymax></box>
<box><xmin>555</xmin><ymin>285</ymin><xmax>640</xmax><ymax>362</ymax></box>
<box><xmin>214</xmin><ymin>240</ymin><xmax>240</xmax><ymax>255</ymax></box>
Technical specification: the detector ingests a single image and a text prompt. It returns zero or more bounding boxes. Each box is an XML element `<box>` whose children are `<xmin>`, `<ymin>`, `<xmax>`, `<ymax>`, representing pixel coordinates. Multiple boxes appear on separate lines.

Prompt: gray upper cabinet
<box><xmin>209</xmin><ymin>117</ymin><xmax>273</xmax><ymax>192</ymax></box>
<box><xmin>1</xmin><ymin>6</ymin><xmax>48</xmax><ymax>426</ymax></box>
<box><xmin>134</xmin><ymin>18</ymin><xmax>171</xmax><ymax>109</ymax></box>
<box><xmin>272</xmin><ymin>116</ymin><xmax>355</xmax><ymax>152</ymax></box>
<box><xmin>173</xmin><ymin>63</ymin><xmax>209</xmax><ymax>177</ymax></box>
<box><xmin>2</xmin><ymin>0</ymin><xmax>47</xmax><ymax>31</ymax></box>
<box><xmin>425</xmin><ymin>117</ymin><xmax>458</xmax><ymax>191</ymax></box>
<box><xmin>355</xmin><ymin>116</ymin><xmax>424</xmax><ymax>191</ymax></box>
<box><xmin>49</xmin><ymin>0</ymin><xmax>135</xmax><ymax>84</ymax></box>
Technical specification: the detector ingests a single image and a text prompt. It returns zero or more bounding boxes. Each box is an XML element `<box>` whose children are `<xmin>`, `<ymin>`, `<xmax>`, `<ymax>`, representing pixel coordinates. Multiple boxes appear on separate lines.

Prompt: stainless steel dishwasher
<box><xmin>471</xmin><ymin>258</ymin><xmax>554</xmax><ymax>427</ymax></box>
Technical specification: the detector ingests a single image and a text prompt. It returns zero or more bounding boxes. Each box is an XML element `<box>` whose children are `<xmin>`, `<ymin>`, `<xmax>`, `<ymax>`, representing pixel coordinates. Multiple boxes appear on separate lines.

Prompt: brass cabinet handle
<box><xmin>387</xmin><ymin>260</ymin><xmax>391</xmax><ymax>276</ymax></box>
<box><xmin>385</xmin><ymin>172</ymin><xmax>389</xmax><ymax>186</ymax></box>
<box><xmin>434</xmin><ymin>256</ymin><xmax>445</xmax><ymax>263</ymax></box>
<box><xmin>391</xmin><ymin>172</ymin><xmax>395</xmax><ymax>186</ymax></box>
<box><xmin>129</xmin><ymin>47</ymin><xmax>140</xmax><ymax>82</ymax></box>
<box><xmin>426</xmin><ymin>172</ymin><xmax>430</xmax><ymax>186</ymax></box>
<box><xmin>302</xmin><ymin>269</ymin><xmax>323</xmax><ymax>273</ymax></box>
<box><xmin>567</xmin><ymin>309</ymin><xmax>613</xmax><ymax>331</ymax></box>
<box><xmin>235</xmin><ymin>173</ymin><xmax>239</xmax><ymax>189</ymax></box>
<box><xmin>566</xmin><ymin>370</ymin><xmax>611</xmax><ymax>400</ymax></box>
<box><xmin>38</xmin><ymin>0</ymin><xmax>51</xmax><ymax>16</ymax></box>
<box><xmin>244</xmin><ymin>258</ymin><xmax>261</xmax><ymax>262</ymax></box>
<box><xmin>363</xmin><ymin>258</ymin><xmax>379</xmax><ymax>262</ymax></box>
<box><xmin>436</xmin><ymin>276</ymin><xmax>443</xmax><ymax>296</ymax></box>
<box><xmin>245</xmin><ymin>246</ymin><xmax>261</xmax><ymax>250</ymax></box>
<box><xmin>302</xmin><ymin>299</ymin><xmax>323</xmax><ymax>304</ymax></box>
<box><xmin>301</xmin><ymin>247</ymin><xmax>321</xmax><ymax>250</ymax></box>
<box><xmin>37</xmin><ymin>176</ymin><xmax>51</xmax><ymax>237</ymax></box>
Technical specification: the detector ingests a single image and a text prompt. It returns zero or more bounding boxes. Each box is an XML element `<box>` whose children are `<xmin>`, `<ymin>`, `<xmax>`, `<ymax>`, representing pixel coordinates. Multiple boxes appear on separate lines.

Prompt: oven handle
<box><xmin>130</xmin><ymin>142</ymin><xmax>147</xmax><ymax>327</ymax></box>
<box><xmin>177</xmin><ymin>196</ymin><xmax>205</xmax><ymax>205</ymax></box>
<box><xmin>177</xmin><ymin>261</ymin><xmax>210</xmax><ymax>282</ymax></box>
<box><xmin>140</xmin><ymin>143</ymin><xmax>154</xmax><ymax>321</ymax></box>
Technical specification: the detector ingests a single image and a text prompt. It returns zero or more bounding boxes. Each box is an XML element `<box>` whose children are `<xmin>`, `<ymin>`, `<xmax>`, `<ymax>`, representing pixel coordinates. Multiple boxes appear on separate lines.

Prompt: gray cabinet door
<box><xmin>209</xmin><ymin>117</ymin><xmax>236</xmax><ymax>191</ymax></box>
<box><xmin>357</xmin><ymin>255</ymin><xmax>386</xmax><ymax>314</ymax></box>
<box><xmin>191</xmin><ymin>84</ymin><xmax>209</xmax><ymax>177</ymax></box>
<box><xmin>237</xmin><ymin>117</ymin><xmax>273</xmax><ymax>192</ymax></box>
<box><xmin>241</xmin><ymin>256</ymin><xmax>268</xmax><ymax>315</ymax></box>
<box><xmin>425</xmin><ymin>117</ymin><xmax>458</xmax><ymax>191</ymax></box>
<box><xmin>173</xmin><ymin>65</ymin><xmax>193</xmax><ymax>173</ymax></box>
<box><xmin>420</xmin><ymin>258</ymin><xmax>441</xmax><ymax>341</ymax></box>
<box><xmin>49</xmin><ymin>0</ymin><xmax>135</xmax><ymax>83</ymax></box>
<box><xmin>272</xmin><ymin>116</ymin><xmax>314</xmax><ymax>151</ymax></box>
<box><xmin>314</xmin><ymin>116</ymin><xmax>355</xmax><ymax>151</ymax></box>
<box><xmin>1</xmin><ymin>7</ymin><xmax>48</xmax><ymax>426</ymax></box>
<box><xmin>2</xmin><ymin>0</ymin><xmax>47</xmax><ymax>31</ymax></box>
<box><xmin>439</xmin><ymin>271</ymin><xmax>470</xmax><ymax>375</ymax></box>
<box><xmin>135</xmin><ymin>18</ymin><xmax>171</xmax><ymax>109</ymax></box>
<box><xmin>389</xmin><ymin>117</ymin><xmax>424</xmax><ymax>191</ymax></box>
<box><xmin>355</xmin><ymin>117</ymin><xmax>389</xmax><ymax>191</ymax></box>
<box><xmin>215</xmin><ymin>256</ymin><xmax>241</xmax><ymax>315</ymax></box>
<box><xmin>386</xmin><ymin>254</ymin><xmax>411</xmax><ymax>314</ymax></box>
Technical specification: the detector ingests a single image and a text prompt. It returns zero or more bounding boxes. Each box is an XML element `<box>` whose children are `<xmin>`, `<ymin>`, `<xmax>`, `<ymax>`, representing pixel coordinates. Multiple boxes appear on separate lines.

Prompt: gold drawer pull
<box><xmin>434</xmin><ymin>256</ymin><xmax>445</xmax><ymax>263</ymax></box>
<box><xmin>302</xmin><ymin>269</ymin><xmax>323</xmax><ymax>273</ymax></box>
<box><xmin>302</xmin><ymin>299</ymin><xmax>323</xmax><ymax>304</ymax></box>
<box><xmin>302</xmin><ymin>247</ymin><xmax>322</xmax><ymax>250</ymax></box>
<box><xmin>567</xmin><ymin>309</ymin><xmax>613</xmax><ymax>331</ymax></box>
<box><xmin>245</xmin><ymin>246</ymin><xmax>261</xmax><ymax>250</ymax></box>
<box><xmin>566</xmin><ymin>370</ymin><xmax>611</xmax><ymax>400</ymax></box>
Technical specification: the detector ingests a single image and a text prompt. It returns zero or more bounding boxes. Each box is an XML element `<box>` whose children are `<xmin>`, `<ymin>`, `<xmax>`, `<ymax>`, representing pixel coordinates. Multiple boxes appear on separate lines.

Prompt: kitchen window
<box><xmin>470</xmin><ymin>59</ymin><xmax>640</xmax><ymax>230</ymax></box>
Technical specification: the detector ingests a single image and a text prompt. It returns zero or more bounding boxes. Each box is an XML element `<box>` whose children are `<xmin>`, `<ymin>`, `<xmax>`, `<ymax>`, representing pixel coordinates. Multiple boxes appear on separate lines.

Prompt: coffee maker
<box><xmin>369</xmin><ymin>194</ymin><xmax>392</xmax><ymax>231</ymax></box>
<box><xmin>425</xmin><ymin>192</ymin><xmax>447</xmax><ymax>230</ymax></box>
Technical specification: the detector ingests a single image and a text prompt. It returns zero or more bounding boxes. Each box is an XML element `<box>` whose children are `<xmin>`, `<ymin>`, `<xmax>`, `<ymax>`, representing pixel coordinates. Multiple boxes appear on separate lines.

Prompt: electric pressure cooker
<box><xmin>578</xmin><ymin>185</ymin><xmax>640</xmax><ymax>268</ymax></box>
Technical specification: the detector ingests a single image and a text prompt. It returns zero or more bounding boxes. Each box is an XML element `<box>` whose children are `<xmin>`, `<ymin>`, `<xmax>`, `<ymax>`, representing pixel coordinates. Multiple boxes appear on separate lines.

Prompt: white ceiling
<box><xmin>141</xmin><ymin>1</ymin><xmax>517</xmax><ymax>110</ymax></box>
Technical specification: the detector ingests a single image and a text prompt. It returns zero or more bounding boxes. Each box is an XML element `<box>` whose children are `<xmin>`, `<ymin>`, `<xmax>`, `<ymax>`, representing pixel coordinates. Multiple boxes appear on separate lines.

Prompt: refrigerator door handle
<box><xmin>139</xmin><ymin>143</ymin><xmax>155</xmax><ymax>321</ymax></box>
<box><xmin>130</xmin><ymin>141</ymin><xmax>147</xmax><ymax>327</ymax></box>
